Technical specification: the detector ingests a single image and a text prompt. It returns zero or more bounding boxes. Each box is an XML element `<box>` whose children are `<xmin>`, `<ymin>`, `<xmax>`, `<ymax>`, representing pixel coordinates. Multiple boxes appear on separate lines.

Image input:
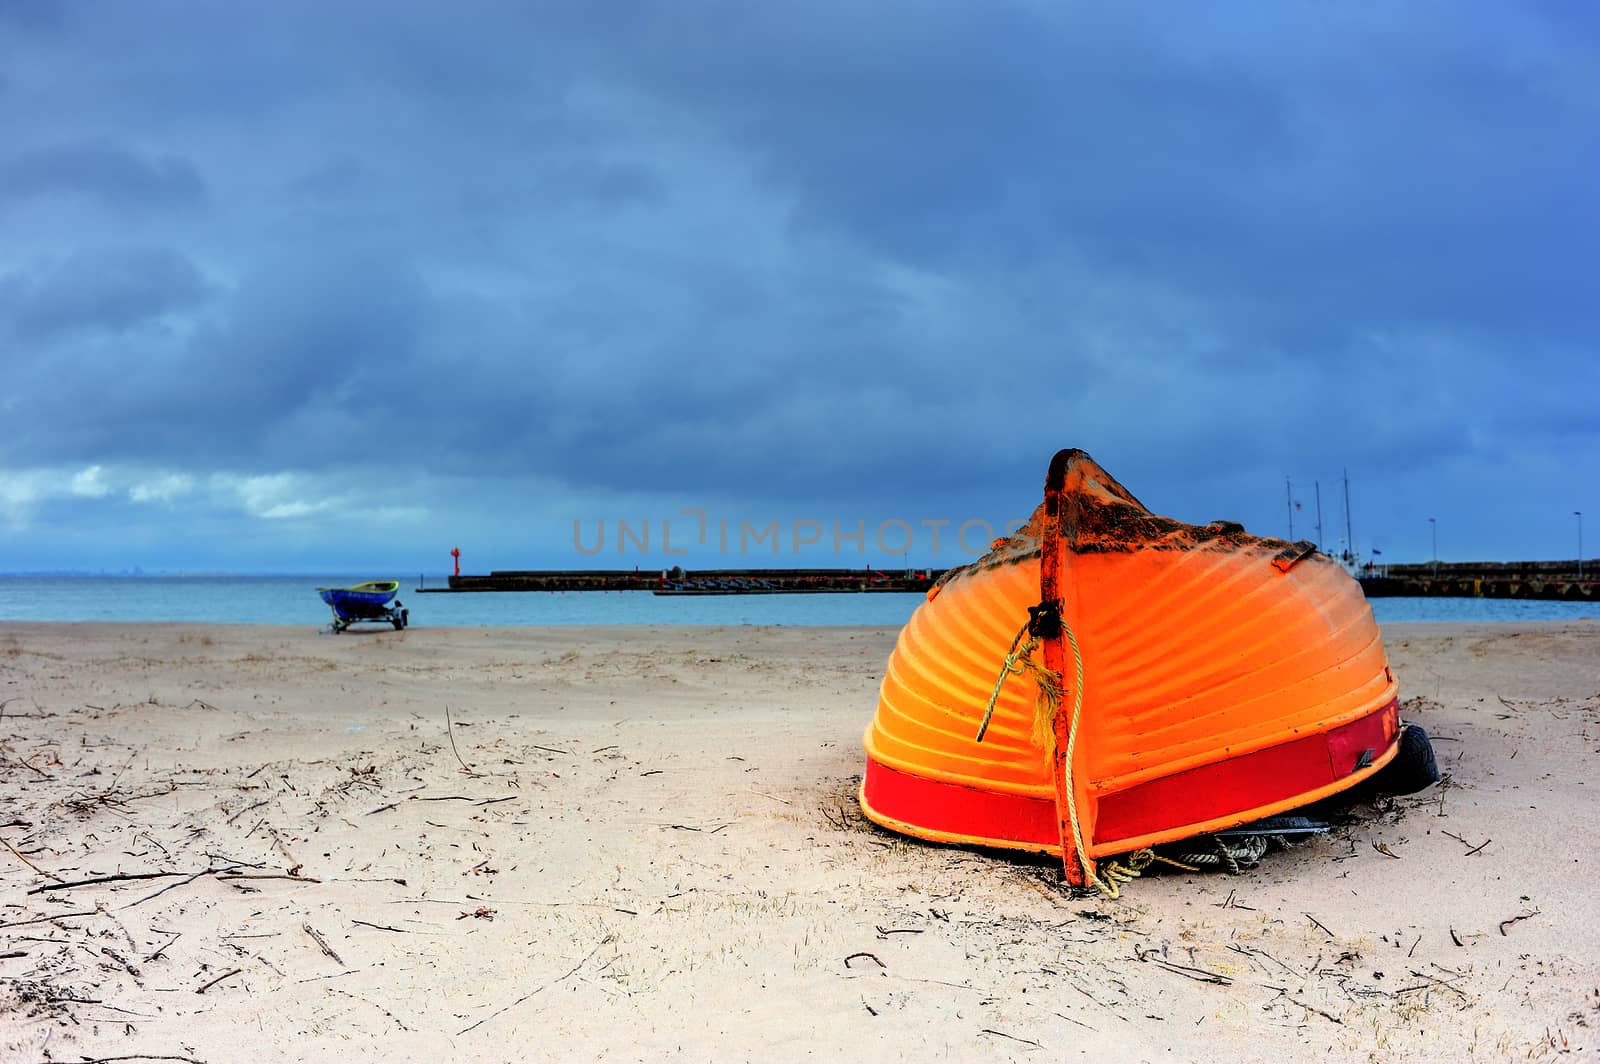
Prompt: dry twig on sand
<box><xmin>1133</xmin><ymin>944</ymin><xmax>1233</xmax><ymax>985</ymax></box>
<box><xmin>123</xmin><ymin>865</ymin><xmax>243</xmax><ymax>909</ymax></box>
<box><xmin>302</xmin><ymin>922</ymin><xmax>346</xmax><ymax>965</ymax></box>
<box><xmin>195</xmin><ymin>967</ymin><xmax>243</xmax><ymax>994</ymax></box>
<box><xmin>32</xmin><ymin>1049</ymin><xmax>209</xmax><ymax>1056</ymax></box>
<box><xmin>27</xmin><ymin>869</ymin><xmax>185</xmax><ymax>895</ymax></box>
<box><xmin>0</xmin><ymin>908</ymin><xmax>99</xmax><ymax>929</ymax></box>
<box><xmin>1499</xmin><ymin>908</ymin><xmax>1540</xmax><ymax>936</ymax></box>
<box><xmin>981</xmin><ymin>1029</ymin><xmax>1044</xmax><ymax>1048</ymax></box>
<box><xmin>2</xmin><ymin>833</ymin><xmax>62</xmax><ymax>882</ymax></box>
<box><xmin>1305</xmin><ymin>913</ymin><xmax>1337</xmax><ymax>938</ymax></box>
<box><xmin>445</xmin><ymin>706</ymin><xmax>478</xmax><ymax>775</ymax></box>
<box><xmin>457</xmin><ymin>935</ymin><xmax>614</xmax><ymax>1035</ymax></box>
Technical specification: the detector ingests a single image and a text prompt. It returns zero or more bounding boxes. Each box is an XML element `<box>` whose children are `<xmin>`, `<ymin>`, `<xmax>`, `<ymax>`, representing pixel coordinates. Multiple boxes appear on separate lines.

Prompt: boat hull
<box><xmin>860</xmin><ymin>450</ymin><xmax>1401</xmax><ymax>879</ymax></box>
<box><xmin>318</xmin><ymin>581</ymin><xmax>400</xmax><ymax>619</ymax></box>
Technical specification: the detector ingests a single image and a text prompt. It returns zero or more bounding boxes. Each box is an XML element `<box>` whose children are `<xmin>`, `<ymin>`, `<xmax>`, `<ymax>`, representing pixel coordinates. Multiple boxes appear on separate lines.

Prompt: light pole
<box><xmin>1428</xmin><ymin>517</ymin><xmax>1437</xmax><ymax>577</ymax></box>
<box><xmin>1578</xmin><ymin>512</ymin><xmax>1585</xmax><ymax>580</ymax></box>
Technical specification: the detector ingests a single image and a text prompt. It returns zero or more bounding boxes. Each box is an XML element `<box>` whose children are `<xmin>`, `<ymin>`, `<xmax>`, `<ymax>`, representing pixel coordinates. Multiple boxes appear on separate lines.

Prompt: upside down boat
<box><xmin>861</xmin><ymin>449</ymin><xmax>1428</xmax><ymax>890</ymax></box>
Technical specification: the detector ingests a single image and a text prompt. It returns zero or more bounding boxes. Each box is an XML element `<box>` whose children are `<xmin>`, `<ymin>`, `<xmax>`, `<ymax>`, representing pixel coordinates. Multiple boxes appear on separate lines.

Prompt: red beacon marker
<box><xmin>451</xmin><ymin>547</ymin><xmax>461</xmax><ymax>577</ymax></box>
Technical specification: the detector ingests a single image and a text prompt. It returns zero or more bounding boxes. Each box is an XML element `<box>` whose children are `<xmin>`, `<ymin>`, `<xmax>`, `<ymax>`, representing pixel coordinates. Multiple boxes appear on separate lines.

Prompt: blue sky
<box><xmin>1</xmin><ymin>2</ymin><xmax>1595</xmax><ymax>573</ymax></box>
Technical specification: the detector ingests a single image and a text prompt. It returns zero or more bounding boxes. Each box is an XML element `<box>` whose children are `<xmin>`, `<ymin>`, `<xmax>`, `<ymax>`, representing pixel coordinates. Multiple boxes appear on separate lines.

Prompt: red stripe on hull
<box><xmin>1094</xmin><ymin>698</ymin><xmax>1399</xmax><ymax>843</ymax></box>
<box><xmin>861</xmin><ymin>762</ymin><xmax>1059</xmax><ymax>850</ymax></box>
<box><xmin>862</xmin><ymin>698</ymin><xmax>1400</xmax><ymax>854</ymax></box>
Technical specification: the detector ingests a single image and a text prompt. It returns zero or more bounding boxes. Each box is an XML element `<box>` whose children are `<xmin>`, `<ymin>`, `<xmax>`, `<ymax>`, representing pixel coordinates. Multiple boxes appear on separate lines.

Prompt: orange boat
<box><xmin>861</xmin><ymin>449</ymin><xmax>1428</xmax><ymax>892</ymax></box>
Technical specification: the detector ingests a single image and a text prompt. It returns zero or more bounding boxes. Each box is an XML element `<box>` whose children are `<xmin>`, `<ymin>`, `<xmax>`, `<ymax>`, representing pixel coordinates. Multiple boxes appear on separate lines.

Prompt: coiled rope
<box><xmin>1168</xmin><ymin>833</ymin><xmax>1270</xmax><ymax>873</ymax></box>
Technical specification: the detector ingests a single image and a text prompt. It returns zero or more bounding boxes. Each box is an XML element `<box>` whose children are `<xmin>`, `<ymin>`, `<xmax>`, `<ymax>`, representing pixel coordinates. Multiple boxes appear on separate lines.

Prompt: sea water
<box><xmin>0</xmin><ymin>575</ymin><xmax>926</xmax><ymax>626</ymax></box>
<box><xmin>0</xmin><ymin>575</ymin><xmax>1594</xmax><ymax>627</ymax></box>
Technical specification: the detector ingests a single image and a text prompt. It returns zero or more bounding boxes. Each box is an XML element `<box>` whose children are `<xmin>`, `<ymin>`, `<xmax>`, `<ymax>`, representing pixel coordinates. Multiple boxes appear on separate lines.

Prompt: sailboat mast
<box><xmin>1286</xmin><ymin>477</ymin><xmax>1294</xmax><ymax>540</ymax></box>
<box><xmin>1343</xmin><ymin>469</ymin><xmax>1354</xmax><ymax>562</ymax></box>
<box><xmin>1314</xmin><ymin>481</ymin><xmax>1323</xmax><ymax>552</ymax></box>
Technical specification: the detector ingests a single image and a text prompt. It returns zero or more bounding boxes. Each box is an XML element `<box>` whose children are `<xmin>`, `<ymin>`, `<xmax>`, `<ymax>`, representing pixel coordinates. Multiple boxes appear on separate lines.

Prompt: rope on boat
<box><xmin>973</xmin><ymin>625</ymin><xmax>1061</xmax><ymax>747</ymax></box>
<box><xmin>976</xmin><ymin>614</ymin><xmax>1116</xmax><ymax>895</ymax></box>
<box><xmin>1099</xmin><ymin>848</ymin><xmax>1200</xmax><ymax>892</ymax></box>
<box><xmin>975</xmin><ymin>612</ymin><xmax>1221</xmax><ymax>898</ymax></box>
<box><xmin>1055</xmin><ymin>618</ymin><xmax>1118</xmax><ymax>895</ymax></box>
<box><xmin>1168</xmin><ymin>833</ymin><xmax>1270</xmax><ymax>873</ymax></box>
<box><xmin>1046</xmin><ymin>624</ymin><xmax>1208</xmax><ymax>896</ymax></box>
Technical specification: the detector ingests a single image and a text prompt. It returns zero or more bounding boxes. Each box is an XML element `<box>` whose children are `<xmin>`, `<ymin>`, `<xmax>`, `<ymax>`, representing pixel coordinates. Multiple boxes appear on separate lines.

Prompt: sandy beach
<box><xmin>2</xmin><ymin>620</ymin><xmax>1597</xmax><ymax>1062</ymax></box>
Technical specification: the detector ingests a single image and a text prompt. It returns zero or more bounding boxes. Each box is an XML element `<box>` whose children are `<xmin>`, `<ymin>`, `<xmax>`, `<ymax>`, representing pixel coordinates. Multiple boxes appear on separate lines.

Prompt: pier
<box><xmin>418</xmin><ymin>560</ymin><xmax>1597</xmax><ymax>601</ymax></box>
<box><xmin>417</xmin><ymin>567</ymin><xmax>945</xmax><ymax>596</ymax></box>
<box><xmin>1359</xmin><ymin>560</ymin><xmax>1597</xmax><ymax>600</ymax></box>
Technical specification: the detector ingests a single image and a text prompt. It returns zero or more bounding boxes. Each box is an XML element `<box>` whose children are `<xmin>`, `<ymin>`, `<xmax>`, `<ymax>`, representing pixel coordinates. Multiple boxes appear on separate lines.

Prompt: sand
<box><xmin>1</xmin><ymin>619</ymin><xmax>1598</xmax><ymax>1062</ymax></box>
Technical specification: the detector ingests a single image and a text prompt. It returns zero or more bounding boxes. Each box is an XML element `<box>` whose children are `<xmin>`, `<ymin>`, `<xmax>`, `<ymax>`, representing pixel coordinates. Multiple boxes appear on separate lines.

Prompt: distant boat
<box><xmin>317</xmin><ymin>581</ymin><xmax>407</xmax><ymax>631</ymax></box>
<box><xmin>860</xmin><ymin>448</ymin><xmax>1434</xmax><ymax>893</ymax></box>
<box><xmin>1332</xmin><ymin>469</ymin><xmax>1387</xmax><ymax>580</ymax></box>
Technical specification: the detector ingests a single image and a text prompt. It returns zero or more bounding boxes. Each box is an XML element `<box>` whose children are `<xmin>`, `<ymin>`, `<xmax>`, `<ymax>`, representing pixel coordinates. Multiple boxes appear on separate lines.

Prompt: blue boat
<box><xmin>317</xmin><ymin>581</ymin><xmax>408</xmax><ymax>632</ymax></box>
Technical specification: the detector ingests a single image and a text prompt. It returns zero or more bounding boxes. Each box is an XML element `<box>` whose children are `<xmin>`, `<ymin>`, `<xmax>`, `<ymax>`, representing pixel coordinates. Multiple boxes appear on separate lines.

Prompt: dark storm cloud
<box><xmin>557</xmin><ymin>3</ymin><xmax>1598</xmax><ymax>346</ymax></box>
<box><xmin>5</xmin><ymin>252</ymin><xmax>435</xmax><ymax>469</ymax></box>
<box><xmin>0</xmin><ymin>246</ymin><xmax>210</xmax><ymax>340</ymax></box>
<box><xmin>576</xmin><ymin>5</ymin><xmax>1296</xmax><ymax>265</ymax></box>
<box><xmin>2</xmin><ymin>1</ymin><xmax>1597</xmax><ymax>568</ymax></box>
<box><xmin>0</xmin><ymin>142</ymin><xmax>207</xmax><ymax>211</ymax></box>
<box><xmin>343</xmin><ymin>0</ymin><xmax>1591</xmax><ymax>525</ymax></box>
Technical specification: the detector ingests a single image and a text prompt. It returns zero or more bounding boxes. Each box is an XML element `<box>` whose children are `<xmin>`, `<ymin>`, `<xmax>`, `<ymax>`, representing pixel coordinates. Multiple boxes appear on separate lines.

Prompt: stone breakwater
<box><xmin>1361</xmin><ymin>559</ymin><xmax>1597</xmax><ymax>600</ymax></box>
<box><xmin>422</xmin><ymin>566</ymin><xmax>944</xmax><ymax>595</ymax></box>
